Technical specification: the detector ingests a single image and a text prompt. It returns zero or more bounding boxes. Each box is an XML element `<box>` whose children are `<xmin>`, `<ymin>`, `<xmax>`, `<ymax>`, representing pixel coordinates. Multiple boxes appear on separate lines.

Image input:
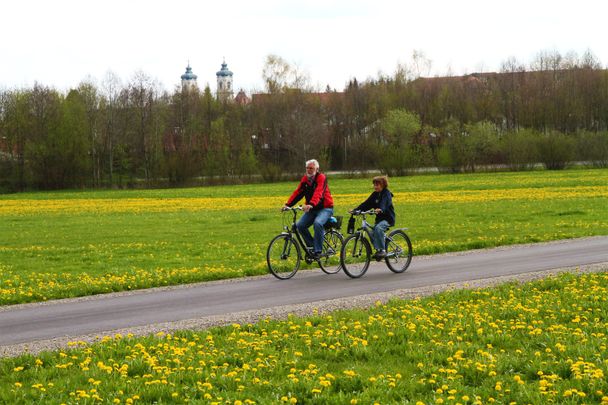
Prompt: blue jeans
<box><xmin>372</xmin><ymin>220</ymin><xmax>390</xmax><ymax>251</ymax></box>
<box><xmin>296</xmin><ymin>208</ymin><xmax>333</xmax><ymax>253</ymax></box>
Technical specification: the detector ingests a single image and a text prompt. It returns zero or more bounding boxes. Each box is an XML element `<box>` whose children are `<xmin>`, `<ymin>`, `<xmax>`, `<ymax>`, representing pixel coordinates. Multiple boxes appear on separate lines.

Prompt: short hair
<box><xmin>306</xmin><ymin>159</ymin><xmax>319</xmax><ymax>171</ymax></box>
<box><xmin>373</xmin><ymin>175</ymin><xmax>388</xmax><ymax>189</ymax></box>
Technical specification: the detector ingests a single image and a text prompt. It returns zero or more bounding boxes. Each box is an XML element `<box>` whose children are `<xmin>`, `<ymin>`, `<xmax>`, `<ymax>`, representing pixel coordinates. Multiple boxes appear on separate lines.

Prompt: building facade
<box><xmin>180</xmin><ymin>63</ymin><xmax>198</xmax><ymax>91</ymax></box>
<box><xmin>216</xmin><ymin>60</ymin><xmax>234</xmax><ymax>102</ymax></box>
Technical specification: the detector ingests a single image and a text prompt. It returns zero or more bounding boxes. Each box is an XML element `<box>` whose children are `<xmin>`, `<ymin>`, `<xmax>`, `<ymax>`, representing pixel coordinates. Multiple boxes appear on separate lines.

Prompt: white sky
<box><xmin>1</xmin><ymin>0</ymin><xmax>606</xmax><ymax>93</ymax></box>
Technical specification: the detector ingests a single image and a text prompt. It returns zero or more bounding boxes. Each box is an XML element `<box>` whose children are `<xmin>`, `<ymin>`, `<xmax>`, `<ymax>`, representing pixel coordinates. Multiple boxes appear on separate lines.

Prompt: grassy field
<box><xmin>1</xmin><ymin>270</ymin><xmax>607</xmax><ymax>404</ymax></box>
<box><xmin>1</xmin><ymin>168</ymin><xmax>608</xmax><ymax>305</ymax></box>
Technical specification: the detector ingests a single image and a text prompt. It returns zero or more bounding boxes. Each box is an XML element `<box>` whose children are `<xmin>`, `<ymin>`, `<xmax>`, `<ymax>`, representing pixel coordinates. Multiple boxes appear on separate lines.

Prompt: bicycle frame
<box><xmin>351</xmin><ymin>212</ymin><xmax>406</xmax><ymax>259</ymax></box>
<box><xmin>341</xmin><ymin>210</ymin><xmax>412</xmax><ymax>278</ymax></box>
<box><xmin>352</xmin><ymin>210</ymin><xmax>374</xmax><ymax>238</ymax></box>
<box><xmin>281</xmin><ymin>207</ymin><xmax>315</xmax><ymax>261</ymax></box>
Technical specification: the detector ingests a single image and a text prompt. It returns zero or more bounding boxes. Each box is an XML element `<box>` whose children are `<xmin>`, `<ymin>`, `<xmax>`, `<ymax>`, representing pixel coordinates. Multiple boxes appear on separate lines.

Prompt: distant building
<box><xmin>216</xmin><ymin>60</ymin><xmax>234</xmax><ymax>102</ymax></box>
<box><xmin>180</xmin><ymin>63</ymin><xmax>198</xmax><ymax>91</ymax></box>
<box><xmin>234</xmin><ymin>89</ymin><xmax>250</xmax><ymax>105</ymax></box>
<box><xmin>251</xmin><ymin>90</ymin><xmax>343</xmax><ymax>105</ymax></box>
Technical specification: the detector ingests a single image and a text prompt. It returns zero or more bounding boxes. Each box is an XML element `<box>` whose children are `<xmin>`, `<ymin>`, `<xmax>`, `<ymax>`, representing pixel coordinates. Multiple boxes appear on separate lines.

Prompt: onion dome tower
<box><xmin>181</xmin><ymin>63</ymin><xmax>198</xmax><ymax>90</ymax></box>
<box><xmin>216</xmin><ymin>59</ymin><xmax>234</xmax><ymax>102</ymax></box>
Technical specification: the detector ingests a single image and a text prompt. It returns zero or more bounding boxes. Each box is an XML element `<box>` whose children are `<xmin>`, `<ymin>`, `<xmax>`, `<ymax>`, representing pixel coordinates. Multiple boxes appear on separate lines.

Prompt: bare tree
<box><xmin>127</xmin><ymin>70</ymin><xmax>162</xmax><ymax>183</ymax></box>
<box><xmin>101</xmin><ymin>70</ymin><xmax>122</xmax><ymax>185</ymax></box>
<box><xmin>77</xmin><ymin>79</ymin><xmax>101</xmax><ymax>186</ymax></box>
<box><xmin>410</xmin><ymin>49</ymin><xmax>432</xmax><ymax>79</ymax></box>
<box><xmin>262</xmin><ymin>54</ymin><xmax>311</xmax><ymax>93</ymax></box>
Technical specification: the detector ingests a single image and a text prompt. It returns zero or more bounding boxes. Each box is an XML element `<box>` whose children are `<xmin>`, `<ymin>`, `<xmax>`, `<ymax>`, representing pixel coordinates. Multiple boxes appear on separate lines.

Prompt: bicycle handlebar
<box><xmin>281</xmin><ymin>206</ymin><xmax>303</xmax><ymax>212</ymax></box>
<box><xmin>351</xmin><ymin>209</ymin><xmax>376</xmax><ymax>215</ymax></box>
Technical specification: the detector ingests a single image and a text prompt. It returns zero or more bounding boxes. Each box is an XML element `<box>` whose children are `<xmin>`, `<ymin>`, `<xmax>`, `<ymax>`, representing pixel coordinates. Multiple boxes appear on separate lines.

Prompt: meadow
<box><xmin>1</xmin><ymin>168</ymin><xmax>608</xmax><ymax>305</ymax></box>
<box><xmin>1</xmin><ymin>270</ymin><xmax>607</xmax><ymax>404</ymax></box>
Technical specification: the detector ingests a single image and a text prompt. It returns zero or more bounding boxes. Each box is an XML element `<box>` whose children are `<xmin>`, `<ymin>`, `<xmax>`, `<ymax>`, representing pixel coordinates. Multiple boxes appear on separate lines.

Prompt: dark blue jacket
<box><xmin>355</xmin><ymin>188</ymin><xmax>395</xmax><ymax>226</ymax></box>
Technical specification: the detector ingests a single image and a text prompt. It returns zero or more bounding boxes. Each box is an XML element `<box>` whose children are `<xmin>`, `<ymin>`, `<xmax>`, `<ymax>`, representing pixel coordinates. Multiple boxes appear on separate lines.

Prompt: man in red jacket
<box><xmin>283</xmin><ymin>159</ymin><xmax>334</xmax><ymax>259</ymax></box>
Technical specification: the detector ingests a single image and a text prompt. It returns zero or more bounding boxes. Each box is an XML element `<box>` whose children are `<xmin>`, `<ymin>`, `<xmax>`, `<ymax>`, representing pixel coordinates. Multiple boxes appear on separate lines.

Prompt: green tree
<box><xmin>379</xmin><ymin>109</ymin><xmax>424</xmax><ymax>175</ymax></box>
<box><xmin>576</xmin><ymin>130</ymin><xmax>608</xmax><ymax>167</ymax></box>
<box><xmin>0</xmin><ymin>90</ymin><xmax>31</xmax><ymax>190</ymax></box>
<box><xmin>537</xmin><ymin>131</ymin><xmax>575</xmax><ymax>170</ymax></box>
<box><xmin>499</xmin><ymin>128</ymin><xmax>540</xmax><ymax>171</ymax></box>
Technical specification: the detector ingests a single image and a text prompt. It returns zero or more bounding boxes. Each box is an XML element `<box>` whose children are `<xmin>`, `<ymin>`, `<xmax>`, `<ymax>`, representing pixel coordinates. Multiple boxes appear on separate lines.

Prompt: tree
<box><xmin>25</xmin><ymin>84</ymin><xmax>64</xmax><ymax>188</ymax></box>
<box><xmin>127</xmin><ymin>71</ymin><xmax>163</xmax><ymax>184</ymax></box>
<box><xmin>77</xmin><ymin>80</ymin><xmax>101</xmax><ymax>185</ymax></box>
<box><xmin>0</xmin><ymin>90</ymin><xmax>31</xmax><ymax>190</ymax></box>
<box><xmin>537</xmin><ymin>131</ymin><xmax>575</xmax><ymax>170</ymax></box>
<box><xmin>576</xmin><ymin>130</ymin><xmax>608</xmax><ymax>167</ymax></box>
<box><xmin>379</xmin><ymin>109</ymin><xmax>424</xmax><ymax>175</ymax></box>
<box><xmin>499</xmin><ymin>128</ymin><xmax>540</xmax><ymax>171</ymax></box>
<box><xmin>410</xmin><ymin>49</ymin><xmax>432</xmax><ymax>79</ymax></box>
<box><xmin>262</xmin><ymin>54</ymin><xmax>310</xmax><ymax>93</ymax></box>
<box><xmin>100</xmin><ymin>70</ymin><xmax>122</xmax><ymax>186</ymax></box>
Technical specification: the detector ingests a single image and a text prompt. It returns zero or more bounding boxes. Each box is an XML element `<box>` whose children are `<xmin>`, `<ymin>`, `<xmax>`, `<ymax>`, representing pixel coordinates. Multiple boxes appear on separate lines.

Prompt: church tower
<box><xmin>216</xmin><ymin>59</ymin><xmax>234</xmax><ymax>102</ymax></box>
<box><xmin>181</xmin><ymin>63</ymin><xmax>198</xmax><ymax>91</ymax></box>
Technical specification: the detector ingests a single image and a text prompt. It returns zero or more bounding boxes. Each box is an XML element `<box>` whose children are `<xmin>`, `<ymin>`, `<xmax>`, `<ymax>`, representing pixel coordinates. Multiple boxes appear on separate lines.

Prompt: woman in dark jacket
<box><xmin>350</xmin><ymin>175</ymin><xmax>395</xmax><ymax>258</ymax></box>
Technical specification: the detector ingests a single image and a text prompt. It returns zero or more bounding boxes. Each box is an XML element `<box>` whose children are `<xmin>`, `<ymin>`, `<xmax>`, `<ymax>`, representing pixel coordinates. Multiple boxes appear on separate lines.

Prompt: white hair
<box><xmin>306</xmin><ymin>159</ymin><xmax>319</xmax><ymax>171</ymax></box>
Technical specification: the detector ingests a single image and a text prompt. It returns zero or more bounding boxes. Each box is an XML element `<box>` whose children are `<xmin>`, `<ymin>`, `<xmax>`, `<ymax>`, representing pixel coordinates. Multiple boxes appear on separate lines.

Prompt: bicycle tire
<box><xmin>318</xmin><ymin>229</ymin><xmax>343</xmax><ymax>274</ymax></box>
<box><xmin>340</xmin><ymin>233</ymin><xmax>371</xmax><ymax>278</ymax></box>
<box><xmin>385</xmin><ymin>230</ymin><xmax>413</xmax><ymax>273</ymax></box>
<box><xmin>267</xmin><ymin>234</ymin><xmax>301</xmax><ymax>280</ymax></box>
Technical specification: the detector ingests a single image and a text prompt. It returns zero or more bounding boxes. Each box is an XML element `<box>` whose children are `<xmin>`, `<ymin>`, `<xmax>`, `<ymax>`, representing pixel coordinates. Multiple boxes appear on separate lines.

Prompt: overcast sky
<box><xmin>1</xmin><ymin>0</ymin><xmax>606</xmax><ymax>93</ymax></box>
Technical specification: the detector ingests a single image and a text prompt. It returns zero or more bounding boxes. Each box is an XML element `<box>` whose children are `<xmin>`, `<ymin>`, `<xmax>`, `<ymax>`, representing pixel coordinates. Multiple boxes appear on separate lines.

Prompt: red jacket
<box><xmin>286</xmin><ymin>173</ymin><xmax>333</xmax><ymax>210</ymax></box>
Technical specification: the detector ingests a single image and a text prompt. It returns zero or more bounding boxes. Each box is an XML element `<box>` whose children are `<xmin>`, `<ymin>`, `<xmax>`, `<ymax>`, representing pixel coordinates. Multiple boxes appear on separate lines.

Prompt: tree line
<box><xmin>1</xmin><ymin>50</ymin><xmax>608</xmax><ymax>191</ymax></box>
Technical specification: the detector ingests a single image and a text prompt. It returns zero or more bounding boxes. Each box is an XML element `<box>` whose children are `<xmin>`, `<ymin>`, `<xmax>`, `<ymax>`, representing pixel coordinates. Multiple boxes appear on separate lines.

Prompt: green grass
<box><xmin>1</xmin><ymin>168</ymin><xmax>608</xmax><ymax>305</ymax></box>
<box><xmin>1</xmin><ymin>270</ymin><xmax>607</xmax><ymax>404</ymax></box>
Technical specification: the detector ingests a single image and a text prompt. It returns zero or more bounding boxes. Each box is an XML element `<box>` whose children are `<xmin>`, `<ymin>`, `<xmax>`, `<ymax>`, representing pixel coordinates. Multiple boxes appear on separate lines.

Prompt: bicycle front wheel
<box><xmin>267</xmin><ymin>234</ymin><xmax>301</xmax><ymax>280</ymax></box>
<box><xmin>385</xmin><ymin>230</ymin><xmax>412</xmax><ymax>273</ymax></box>
<box><xmin>319</xmin><ymin>229</ymin><xmax>343</xmax><ymax>274</ymax></box>
<box><xmin>340</xmin><ymin>234</ymin><xmax>371</xmax><ymax>278</ymax></box>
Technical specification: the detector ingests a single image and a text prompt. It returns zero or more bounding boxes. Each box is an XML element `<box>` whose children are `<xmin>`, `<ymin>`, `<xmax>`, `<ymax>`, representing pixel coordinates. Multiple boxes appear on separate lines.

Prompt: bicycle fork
<box><xmin>351</xmin><ymin>233</ymin><xmax>365</xmax><ymax>258</ymax></box>
<box><xmin>281</xmin><ymin>236</ymin><xmax>293</xmax><ymax>260</ymax></box>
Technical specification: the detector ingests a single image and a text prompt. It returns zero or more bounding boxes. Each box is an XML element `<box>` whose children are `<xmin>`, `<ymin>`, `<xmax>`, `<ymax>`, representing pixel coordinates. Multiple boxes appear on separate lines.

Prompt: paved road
<box><xmin>1</xmin><ymin>237</ymin><xmax>607</xmax><ymax>347</ymax></box>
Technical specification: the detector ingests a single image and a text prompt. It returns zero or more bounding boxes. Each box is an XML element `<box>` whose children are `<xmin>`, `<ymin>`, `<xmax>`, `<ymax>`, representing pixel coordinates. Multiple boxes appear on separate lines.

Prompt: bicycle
<box><xmin>340</xmin><ymin>209</ymin><xmax>412</xmax><ymax>278</ymax></box>
<box><xmin>267</xmin><ymin>206</ymin><xmax>344</xmax><ymax>280</ymax></box>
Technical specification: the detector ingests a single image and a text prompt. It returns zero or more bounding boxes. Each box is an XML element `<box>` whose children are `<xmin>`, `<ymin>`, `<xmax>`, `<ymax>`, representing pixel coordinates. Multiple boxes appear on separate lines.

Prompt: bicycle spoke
<box><xmin>385</xmin><ymin>230</ymin><xmax>412</xmax><ymax>273</ymax></box>
<box><xmin>267</xmin><ymin>234</ymin><xmax>300</xmax><ymax>279</ymax></box>
<box><xmin>340</xmin><ymin>234</ymin><xmax>371</xmax><ymax>278</ymax></box>
<box><xmin>319</xmin><ymin>230</ymin><xmax>343</xmax><ymax>274</ymax></box>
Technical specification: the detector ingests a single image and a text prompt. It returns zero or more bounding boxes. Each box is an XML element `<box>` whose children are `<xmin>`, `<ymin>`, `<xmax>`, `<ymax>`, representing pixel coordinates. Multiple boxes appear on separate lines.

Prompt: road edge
<box><xmin>2</xmin><ymin>261</ymin><xmax>607</xmax><ymax>358</ymax></box>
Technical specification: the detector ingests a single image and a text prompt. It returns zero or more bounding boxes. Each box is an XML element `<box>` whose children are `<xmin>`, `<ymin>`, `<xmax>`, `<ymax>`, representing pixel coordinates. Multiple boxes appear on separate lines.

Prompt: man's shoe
<box><xmin>375</xmin><ymin>250</ymin><xmax>387</xmax><ymax>259</ymax></box>
<box><xmin>312</xmin><ymin>252</ymin><xmax>322</xmax><ymax>260</ymax></box>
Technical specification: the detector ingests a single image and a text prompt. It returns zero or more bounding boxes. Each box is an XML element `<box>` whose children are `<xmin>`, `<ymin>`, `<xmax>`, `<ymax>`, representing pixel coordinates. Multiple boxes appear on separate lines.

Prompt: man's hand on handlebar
<box><xmin>349</xmin><ymin>209</ymin><xmax>376</xmax><ymax>215</ymax></box>
<box><xmin>282</xmin><ymin>205</ymin><xmax>304</xmax><ymax>211</ymax></box>
<box><xmin>302</xmin><ymin>204</ymin><xmax>312</xmax><ymax>213</ymax></box>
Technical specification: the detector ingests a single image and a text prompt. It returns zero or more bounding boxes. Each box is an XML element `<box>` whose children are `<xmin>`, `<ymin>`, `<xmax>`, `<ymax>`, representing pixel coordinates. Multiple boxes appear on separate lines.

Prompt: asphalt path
<box><xmin>1</xmin><ymin>236</ymin><xmax>607</xmax><ymax>347</ymax></box>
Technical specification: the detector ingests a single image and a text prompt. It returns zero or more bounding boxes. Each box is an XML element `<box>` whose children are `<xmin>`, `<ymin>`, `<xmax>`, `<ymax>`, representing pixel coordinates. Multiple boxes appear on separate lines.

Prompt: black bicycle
<box><xmin>267</xmin><ymin>206</ymin><xmax>344</xmax><ymax>280</ymax></box>
<box><xmin>340</xmin><ymin>209</ymin><xmax>412</xmax><ymax>278</ymax></box>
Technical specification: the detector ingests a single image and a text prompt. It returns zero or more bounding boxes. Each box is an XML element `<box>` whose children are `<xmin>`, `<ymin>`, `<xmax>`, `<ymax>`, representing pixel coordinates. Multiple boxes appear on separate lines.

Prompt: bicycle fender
<box><xmin>391</xmin><ymin>227</ymin><xmax>409</xmax><ymax>232</ymax></box>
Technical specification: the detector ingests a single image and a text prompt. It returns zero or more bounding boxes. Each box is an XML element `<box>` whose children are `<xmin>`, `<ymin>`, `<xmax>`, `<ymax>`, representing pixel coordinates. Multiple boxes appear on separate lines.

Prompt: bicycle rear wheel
<box><xmin>267</xmin><ymin>234</ymin><xmax>301</xmax><ymax>279</ymax></box>
<box><xmin>385</xmin><ymin>230</ymin><xmax>412</xmax><ymax>273</ymax></box>
<box><xmin>319</xmin><ymin>229</ymin><xmax>343</xmax><ymax>274</ymax></box>
<box><xmin>340</xmin><ymin>234</ymin><xmax>371</xmax><ymax>278</ymax></box>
